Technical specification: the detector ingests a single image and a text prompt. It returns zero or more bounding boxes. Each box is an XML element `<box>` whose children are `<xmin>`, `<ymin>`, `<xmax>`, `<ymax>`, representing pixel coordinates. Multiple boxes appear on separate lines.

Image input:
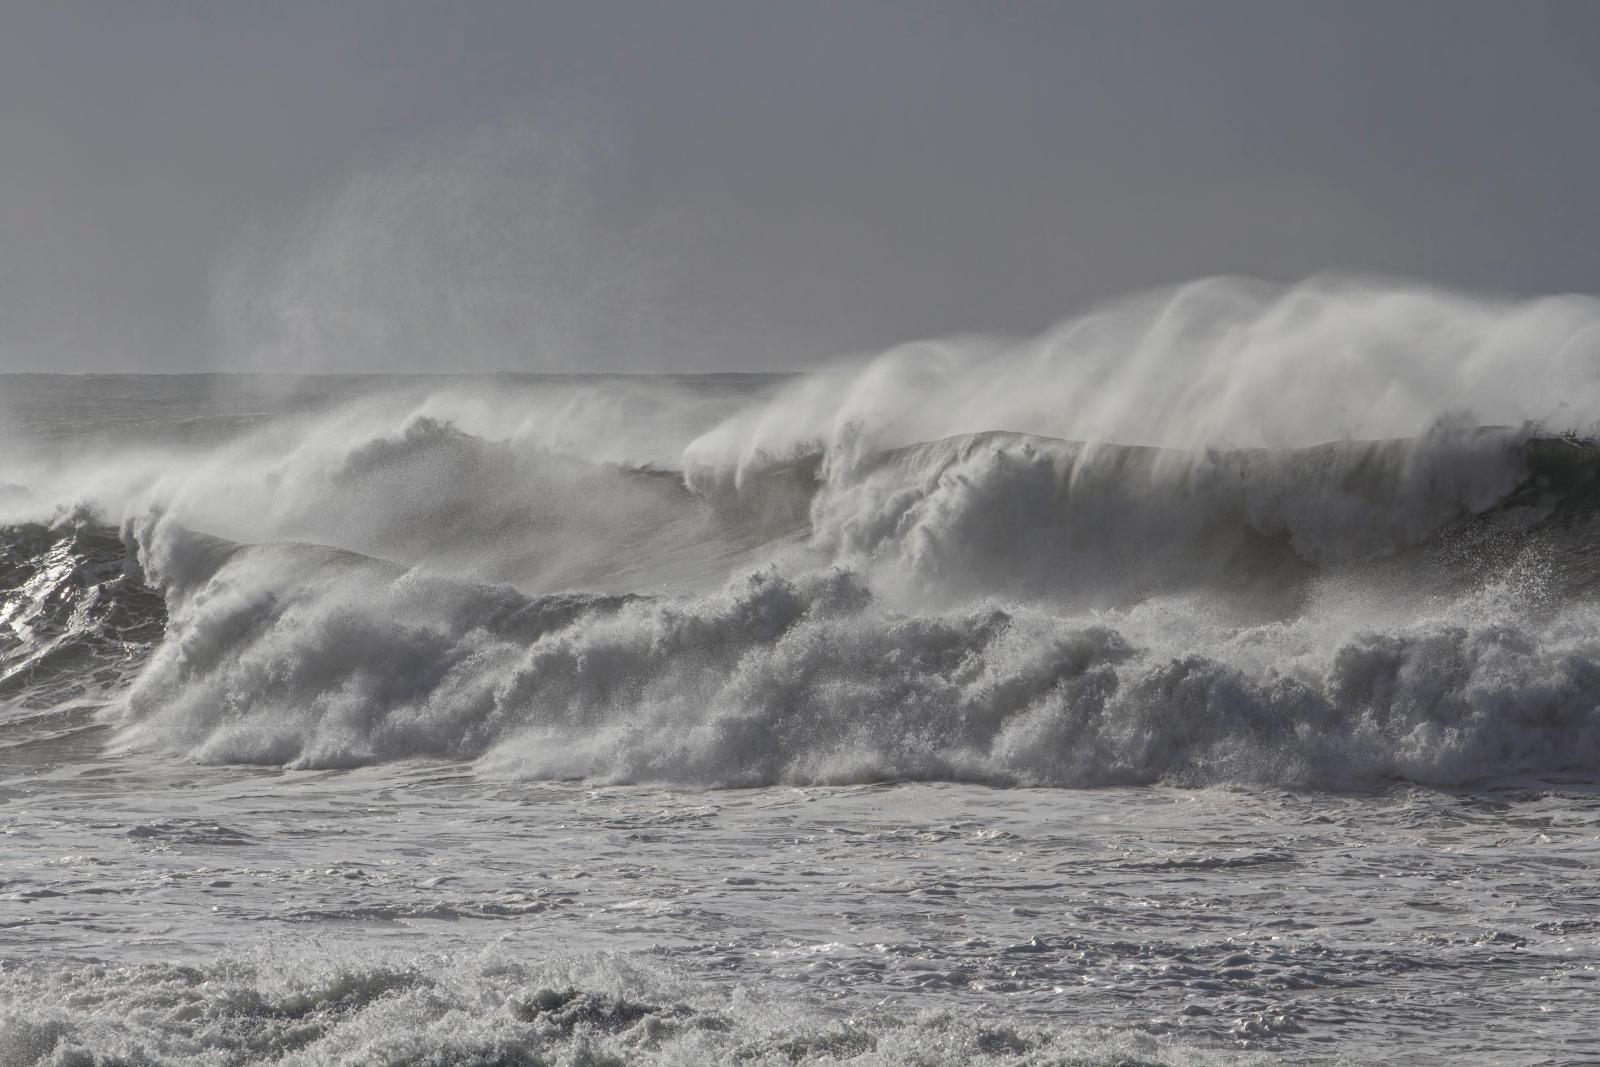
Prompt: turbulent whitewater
<box><xmin>4</xmin><ymin>280</ymin><xmax>1600</xmax><ymax>1064</ymax></box>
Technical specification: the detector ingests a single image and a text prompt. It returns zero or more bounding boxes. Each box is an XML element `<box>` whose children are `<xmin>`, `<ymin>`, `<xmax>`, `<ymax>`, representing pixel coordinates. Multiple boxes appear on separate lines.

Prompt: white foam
<box><xmin>112</xmin><ymin>494</ymin><xmax>1600</xmax><ymax>787</ymax></box>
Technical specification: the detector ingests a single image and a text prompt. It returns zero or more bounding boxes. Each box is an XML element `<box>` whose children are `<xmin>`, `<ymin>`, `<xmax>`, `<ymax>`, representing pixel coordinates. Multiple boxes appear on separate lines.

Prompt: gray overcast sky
<box><xmin>2</xmin><ymin>0</ymin><xmax>1598</xmax><ymax>372</ymax></box>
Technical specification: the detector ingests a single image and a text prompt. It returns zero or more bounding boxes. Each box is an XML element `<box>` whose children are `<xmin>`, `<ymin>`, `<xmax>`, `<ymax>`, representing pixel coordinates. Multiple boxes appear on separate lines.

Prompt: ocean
<box><xmin>3</xmin><ymin>293</ymin><xmax>1600</xmax><ymax>1065</ymax></box>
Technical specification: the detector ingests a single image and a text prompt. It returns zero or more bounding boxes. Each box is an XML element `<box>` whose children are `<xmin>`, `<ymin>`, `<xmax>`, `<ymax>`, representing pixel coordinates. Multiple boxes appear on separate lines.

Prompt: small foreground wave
<box><xmin>0</xmin><ymin>950</ymin><xmax>1254</xmax><ymax>1067</ymax></box>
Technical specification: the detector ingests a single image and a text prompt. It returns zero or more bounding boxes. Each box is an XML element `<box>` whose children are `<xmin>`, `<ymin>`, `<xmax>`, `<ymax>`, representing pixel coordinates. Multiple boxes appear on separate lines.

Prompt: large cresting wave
<box><xmin>4</xmin><ymin>277</ymin><xmax>1600</xmax><ymax>788</ymax></box>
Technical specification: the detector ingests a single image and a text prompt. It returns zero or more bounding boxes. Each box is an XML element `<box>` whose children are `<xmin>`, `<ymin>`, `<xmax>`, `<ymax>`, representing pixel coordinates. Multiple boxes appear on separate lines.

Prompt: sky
<box><xmin>1</xmin><ymin>0</ymin><xmax>1598</xmax><ymax>373</ymax></box>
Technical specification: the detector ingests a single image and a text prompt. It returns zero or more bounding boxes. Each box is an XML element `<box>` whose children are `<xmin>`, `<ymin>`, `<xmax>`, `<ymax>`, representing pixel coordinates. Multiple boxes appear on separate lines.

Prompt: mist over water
<box><xmin>686</xmin><ymin>276</ymin><xmax>1600</xmax><ymax>472</ymax></box>
<box><xmin>209</xmin><ymin>126</ymin><xmax>675</xmax><ymax>376</ymax></box>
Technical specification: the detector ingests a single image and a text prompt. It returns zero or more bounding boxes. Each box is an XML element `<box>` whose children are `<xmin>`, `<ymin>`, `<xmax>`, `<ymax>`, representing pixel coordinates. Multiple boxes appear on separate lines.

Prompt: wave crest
<box><xmin>106</xmin><ymin>491</ymin><xmax>1600</xmax><ymax>788</ymax></box>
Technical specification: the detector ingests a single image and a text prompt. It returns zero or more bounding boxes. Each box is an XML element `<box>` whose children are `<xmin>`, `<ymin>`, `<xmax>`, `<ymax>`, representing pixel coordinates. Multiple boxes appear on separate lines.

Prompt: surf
<box><xmin>5</xmin><ymin>277</ymin><xmax>1600</xmax><ymax>789</ymax></box>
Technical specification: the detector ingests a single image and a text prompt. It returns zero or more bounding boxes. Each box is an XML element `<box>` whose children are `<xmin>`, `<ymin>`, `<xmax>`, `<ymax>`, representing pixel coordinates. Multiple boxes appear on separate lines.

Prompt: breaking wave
<box><xmin>5</xmin><ymin>277</ymin><xmax>1600</xmax><ymax>789</ymax></box>
<box><xmin>2</xmin><ymin>429</ymin><xmax>1597</xmax><ymax>788</ymax></box>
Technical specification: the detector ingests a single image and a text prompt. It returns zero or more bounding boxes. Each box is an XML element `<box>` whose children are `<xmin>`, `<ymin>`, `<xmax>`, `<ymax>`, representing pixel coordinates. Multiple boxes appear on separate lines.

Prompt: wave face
<box><xmin>6</xmin><ymin>279</ymin><xmax>1600</xmax><ymax>789</ymax></box>
<box><xmin>0</xmin><ymin>521</ymin><xmax>164</xmax><ymax>744</ymax></box>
